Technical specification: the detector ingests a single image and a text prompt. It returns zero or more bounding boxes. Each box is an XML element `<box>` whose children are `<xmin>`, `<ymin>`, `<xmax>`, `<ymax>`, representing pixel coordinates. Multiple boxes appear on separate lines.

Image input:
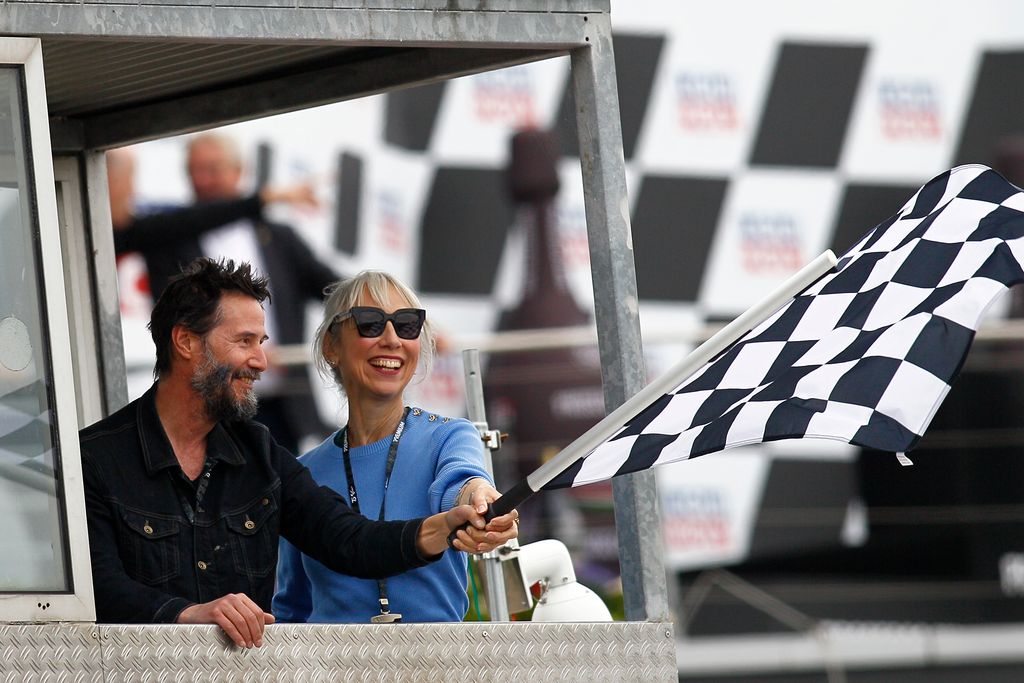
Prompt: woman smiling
<box><xmin>273</xmin><ymin>271</ymin><xmax>517</xmax><ymax>623</ymax></box>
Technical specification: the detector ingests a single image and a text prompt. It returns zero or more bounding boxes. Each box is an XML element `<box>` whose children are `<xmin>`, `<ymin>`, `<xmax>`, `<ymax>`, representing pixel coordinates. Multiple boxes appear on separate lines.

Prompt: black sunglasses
<box><xmin>332</xmin><ymin>306</ymin><xmax>426</xmax><ymax>340</ymax></box>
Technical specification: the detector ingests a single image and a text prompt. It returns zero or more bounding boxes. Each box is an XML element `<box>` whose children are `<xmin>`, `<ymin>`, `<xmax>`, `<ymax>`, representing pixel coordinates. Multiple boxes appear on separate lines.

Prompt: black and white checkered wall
<box><xmin>330</xmin><ymin>14</ymin><xmax>1024</xmax><ymax>326</ymax></box>
<box><xmin>324</xmin><ymin>9</ymin><xmax>1024</xmax><ymax>573</ymax></box>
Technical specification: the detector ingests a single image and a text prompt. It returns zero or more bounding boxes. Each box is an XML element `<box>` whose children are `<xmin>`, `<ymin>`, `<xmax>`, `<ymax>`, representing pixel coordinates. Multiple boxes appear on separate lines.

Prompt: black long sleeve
<box><xmin>113</xmin><ymin>195</ymin><xmax>263</xmax><ymax>255</ymax></box>
<box><xmin>274</xmin><ymin>440</ymin><xmax>431</xmax><ymax>579</ymax></box>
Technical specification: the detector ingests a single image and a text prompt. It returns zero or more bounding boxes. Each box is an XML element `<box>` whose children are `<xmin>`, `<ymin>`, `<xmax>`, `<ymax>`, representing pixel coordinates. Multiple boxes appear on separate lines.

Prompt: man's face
<box><xmin>189</xmin><ymin>292</ymin><xmax>268</xmax><ymax>422</ymax></box>
<box><xmin>187</xmin><ymin>140</ymin><xmax>243</xmax><ymax>201</ymax></box>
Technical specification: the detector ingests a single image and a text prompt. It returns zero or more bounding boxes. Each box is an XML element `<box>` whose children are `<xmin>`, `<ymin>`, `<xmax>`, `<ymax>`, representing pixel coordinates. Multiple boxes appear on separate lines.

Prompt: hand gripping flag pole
<box><xmin>484</xmin><ymin>249</ymin><xmax>839</xmax><ymax>520</ymax></box>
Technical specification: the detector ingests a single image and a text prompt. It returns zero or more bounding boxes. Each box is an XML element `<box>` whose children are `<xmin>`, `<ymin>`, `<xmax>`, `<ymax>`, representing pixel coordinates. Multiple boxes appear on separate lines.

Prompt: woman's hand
<box><xmin>450</xmin><ymin>478</ymin><xmax>519</xmax><ymax>553</ymax></box>
<box><xmin>458</xmin><ymin>477</ymin><xmax>499</xmax><ymax>513</ymax></box>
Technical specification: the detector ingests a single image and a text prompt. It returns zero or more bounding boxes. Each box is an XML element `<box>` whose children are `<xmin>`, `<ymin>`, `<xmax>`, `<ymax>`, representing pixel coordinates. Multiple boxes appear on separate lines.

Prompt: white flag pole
<box><xmin>490</xmin><ymin>250</ymin><xmax>839</xmax><ymax>516</ymax></box>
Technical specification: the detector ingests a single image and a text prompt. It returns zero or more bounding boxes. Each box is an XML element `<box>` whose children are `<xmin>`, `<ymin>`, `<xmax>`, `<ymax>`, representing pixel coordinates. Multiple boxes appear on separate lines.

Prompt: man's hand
<box><xmin>417</xmin><ymin>501</ymin><xmax>519</xmax><ymax>556</ymax></box>
<box><xmin>176</xmin><ymin>593</ymin><xmax>275</xmax><ymax>648</ymax></box>
<box><xmin>259</xmin><ymin>181</ymin><xmax>320</xmax><ymax>211</ymax></box>
<box><xmin>454</xmin><ymin>500</ymin><xmax>518</xmax><ymax>553</ymax></box>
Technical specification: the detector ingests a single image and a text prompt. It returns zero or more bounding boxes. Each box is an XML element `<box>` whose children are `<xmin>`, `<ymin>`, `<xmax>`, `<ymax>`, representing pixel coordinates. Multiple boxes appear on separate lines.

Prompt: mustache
<box><xmin>233</xmin><ymin>368</ymin><xmax>261</xmax><ymax>382</ymax></box>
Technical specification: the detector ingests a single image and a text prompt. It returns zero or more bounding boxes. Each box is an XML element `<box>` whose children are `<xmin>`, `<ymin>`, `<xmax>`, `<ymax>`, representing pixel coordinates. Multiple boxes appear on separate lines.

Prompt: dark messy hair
<box><xmin>148</xmin><ymin>258</ymin><xmax>270</xmax><ymax>378</ymax></box>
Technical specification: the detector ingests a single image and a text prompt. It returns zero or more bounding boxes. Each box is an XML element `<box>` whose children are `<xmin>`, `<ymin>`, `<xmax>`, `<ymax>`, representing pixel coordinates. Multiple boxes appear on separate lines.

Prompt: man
<box><xmin>80</xmin><ymin>258</ymin><xmax>517</xmax><ymax>648</ymax></box>
<box><xmin>107</xmin><ymin>145</ymin><xmax>319</xmax><ymax>263</ymax></box>
<box><xmin>144</xmin><ymin>132</ymin><xmax>335</xmax><ymax>453</ymax></box>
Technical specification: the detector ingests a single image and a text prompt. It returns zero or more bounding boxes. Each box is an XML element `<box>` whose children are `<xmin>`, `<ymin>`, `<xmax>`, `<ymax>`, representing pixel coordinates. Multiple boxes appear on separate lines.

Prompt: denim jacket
<box><xmin>80</xmin><ymin>385</ymin><xmax>430</xmax><ymax>623</ymax></box>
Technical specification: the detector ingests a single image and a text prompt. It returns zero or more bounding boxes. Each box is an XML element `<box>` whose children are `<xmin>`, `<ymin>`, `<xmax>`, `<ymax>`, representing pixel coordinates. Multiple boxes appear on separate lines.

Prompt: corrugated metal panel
<box><xmin>97</xmin><ymin>622</ymin><xmax>677</xmax><ymax>682</ymax></box>
<box><xmin>0</xmin><ymin>623</ymin><xmax>102</xmax><ymax>681</ymax></box>
<box><xmin>0</xmin><ymin>622</ymin><xmax>677</xmax><ymax>682</ymax></box>
<box><xmin>40</xmin><ymin>38</ymin><xmax>356</xmax><ymax>116</ymax></box>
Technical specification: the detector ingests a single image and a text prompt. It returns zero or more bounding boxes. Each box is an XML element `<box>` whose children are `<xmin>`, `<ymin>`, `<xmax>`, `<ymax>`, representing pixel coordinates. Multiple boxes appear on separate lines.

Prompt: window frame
<box><xmin>0</xmin><ymin>37</ymin><xmax>95</xmax><ymax>623</ymax></box>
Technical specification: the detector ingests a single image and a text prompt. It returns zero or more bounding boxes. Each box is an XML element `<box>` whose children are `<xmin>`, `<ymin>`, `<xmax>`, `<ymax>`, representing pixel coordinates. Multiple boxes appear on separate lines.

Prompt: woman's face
<box><xmin>330</xmin><ymin>284</ymin><xmax>421</xmax><ymax>405</ymax></box>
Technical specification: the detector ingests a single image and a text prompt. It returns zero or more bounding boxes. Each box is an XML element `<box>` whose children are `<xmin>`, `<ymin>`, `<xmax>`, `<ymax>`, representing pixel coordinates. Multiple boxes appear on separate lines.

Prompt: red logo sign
<box><xmin>676</xmin><ymin>72</ymin><xmax>739</xmax><ymax>131</ymax></box>
<box><xmin>739</xmin><ymin>212</ymin><xmax>802</xmax><ymax>274</ymax></box>
<box><xmin>879</xmin><ymin>79</ymin><xmax>941</xmax><ymax>140</ymax></box>
<box><xmin>472</xmin><ymin>70</ymin><xmax>537</xmax><ymax>127</ymax></box>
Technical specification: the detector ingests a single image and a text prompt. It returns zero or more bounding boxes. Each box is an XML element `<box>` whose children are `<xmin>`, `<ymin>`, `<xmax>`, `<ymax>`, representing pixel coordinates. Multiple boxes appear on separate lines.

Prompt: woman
<box><xmin>273</xmin><ymin>271</ymin><xmax>515</xmax><ymax>623</ymax></box>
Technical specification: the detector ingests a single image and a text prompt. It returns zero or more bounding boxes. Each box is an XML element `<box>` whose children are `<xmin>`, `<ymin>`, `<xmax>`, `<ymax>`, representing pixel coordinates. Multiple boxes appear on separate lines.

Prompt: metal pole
<box><xmin>570</xmin><ymin>15</ymin><xmax>669</xmax><ymax>623</ymax></box>
<box><xmin>462</xmin><ymin>349</ymin><xmax>511</xmax><ymax>622</ymax></box>
<box><xmin>82</xmin><ymin>150</ymin><xmax>129</xmax><ymax>414</ymax></box>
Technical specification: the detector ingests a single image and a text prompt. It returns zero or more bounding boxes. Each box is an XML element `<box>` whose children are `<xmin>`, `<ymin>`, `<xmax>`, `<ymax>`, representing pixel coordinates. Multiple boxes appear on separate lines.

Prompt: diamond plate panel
<box><xmin>98</xmin><ymin>622</ymin><xmax>676</xmax><ymax>682</ymax></box>
<box><xmin>0</xmin><ymin>623</ymin><xmax>101</xmax><ymax>682</ymax></box>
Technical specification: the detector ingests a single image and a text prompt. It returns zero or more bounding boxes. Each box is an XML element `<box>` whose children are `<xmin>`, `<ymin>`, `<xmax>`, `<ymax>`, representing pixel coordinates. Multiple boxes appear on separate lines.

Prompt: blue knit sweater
<box><xmin>272</xmin><ymin>408</ymin><xmax>491</xmax><ymax>623</ymax></box>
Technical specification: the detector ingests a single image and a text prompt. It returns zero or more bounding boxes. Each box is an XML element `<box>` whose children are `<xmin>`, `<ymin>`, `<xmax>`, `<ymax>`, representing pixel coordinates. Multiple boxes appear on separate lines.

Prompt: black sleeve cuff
<box><xmin>153</xmin><ymin>597</ymin><xmax>195</xmax><ymax>624</ymax></box>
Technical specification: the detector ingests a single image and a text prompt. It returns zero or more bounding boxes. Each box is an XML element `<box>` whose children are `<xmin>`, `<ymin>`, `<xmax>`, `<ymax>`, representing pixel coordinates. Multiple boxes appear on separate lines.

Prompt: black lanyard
<box><xmin>340</xmin><ymin>406</ymin><xmax>410</xmax><ymax>620</ymax></box>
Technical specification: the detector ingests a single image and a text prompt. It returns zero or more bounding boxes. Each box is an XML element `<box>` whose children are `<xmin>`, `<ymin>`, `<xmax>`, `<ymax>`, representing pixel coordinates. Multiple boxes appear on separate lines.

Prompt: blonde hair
<box><xmin>314</xmin><ymin>271</ymin><xmax>435</xmax><ymax>391</ymax></box>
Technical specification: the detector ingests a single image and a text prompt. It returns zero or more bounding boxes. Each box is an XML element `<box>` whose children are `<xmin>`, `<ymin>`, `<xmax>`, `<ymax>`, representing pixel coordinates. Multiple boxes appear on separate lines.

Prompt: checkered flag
<box><xmin>535</xmin><ymin>164</ymin><xmax>1024</xmax><ymax>490</ymax></box>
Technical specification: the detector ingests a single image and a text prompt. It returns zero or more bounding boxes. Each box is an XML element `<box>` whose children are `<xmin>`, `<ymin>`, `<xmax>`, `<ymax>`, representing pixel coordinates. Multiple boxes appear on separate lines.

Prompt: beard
<box><xmin>190</xmin><ymin>347</ymin><xmax>260</xmax><ymax>422</ymax></box>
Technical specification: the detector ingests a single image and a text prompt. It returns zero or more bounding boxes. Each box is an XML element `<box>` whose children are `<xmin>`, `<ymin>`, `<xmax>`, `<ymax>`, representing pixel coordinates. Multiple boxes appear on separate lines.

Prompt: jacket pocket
<box><xmin>118</xmin><ymin>508</ymin><xmax>181</xmax><ymax>585</ymax></box>
<box><xmin>225</xmin><ymin>496</ymin><xmax>278</xmax><ymax>579</ymax></box>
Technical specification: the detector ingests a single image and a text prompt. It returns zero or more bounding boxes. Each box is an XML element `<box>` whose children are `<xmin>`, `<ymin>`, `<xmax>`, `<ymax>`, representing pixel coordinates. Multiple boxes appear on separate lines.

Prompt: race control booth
<box><xmin>0</xmin><ymin>2</ymin><xmax>675</xmax><ymax>681</ymax></box>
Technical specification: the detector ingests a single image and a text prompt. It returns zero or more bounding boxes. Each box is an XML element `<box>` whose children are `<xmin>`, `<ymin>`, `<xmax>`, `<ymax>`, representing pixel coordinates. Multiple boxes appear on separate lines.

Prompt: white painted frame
<box><xmin>0</xmin><ymin>38</ymin><xmax>95</xmax><ymax>622</ymax></box>
<box><xmin>53</xmin><ymin>156</ymin><xmax>106</xmax><ymax>429</ymax></box>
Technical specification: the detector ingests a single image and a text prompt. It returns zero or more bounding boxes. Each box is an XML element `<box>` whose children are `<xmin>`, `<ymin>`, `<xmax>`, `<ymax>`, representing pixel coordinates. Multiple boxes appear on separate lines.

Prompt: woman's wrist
<box><xmin>457</xmin><ymin>477</ymin><xmax>486</xmax><ymax>507</ymax></box>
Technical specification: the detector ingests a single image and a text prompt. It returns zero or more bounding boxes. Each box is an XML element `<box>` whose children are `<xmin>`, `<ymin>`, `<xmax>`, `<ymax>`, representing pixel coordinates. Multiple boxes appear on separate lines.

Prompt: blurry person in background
<box><xmin>273</xmin><ymin>271</ymin><xmax>514</xmax><ymax>623</ymax></box>
<box><xmin>106</xmin><ymin>146</ymin><xmax>155</xmax><ymax>322</ymax></box>
<box><xmin>126</xmin><ymin>132</ymin><xmax>343</xmax><ymax>453</ymax></box>
<box><xmin>107</xmin><ymin>146</ymin><xmax>142</xmax><ymax>235</ymax></box>
<box><xmin>106</xmin><ymin>146</ymin><xmax>320</xmax><ymax>301</ymax></box>
<box><xmin>107</xmin><ymin>146</ymin><xmax>319</xmax><ymax>269</ymax></box>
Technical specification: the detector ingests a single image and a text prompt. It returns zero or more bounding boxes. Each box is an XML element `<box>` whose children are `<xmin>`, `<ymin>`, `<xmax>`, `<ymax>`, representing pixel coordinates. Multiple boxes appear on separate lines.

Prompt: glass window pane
<box><xmin>0</xmin><ymin>67</ymin><xmax>69</xmax><ymax>592</ymax></box>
